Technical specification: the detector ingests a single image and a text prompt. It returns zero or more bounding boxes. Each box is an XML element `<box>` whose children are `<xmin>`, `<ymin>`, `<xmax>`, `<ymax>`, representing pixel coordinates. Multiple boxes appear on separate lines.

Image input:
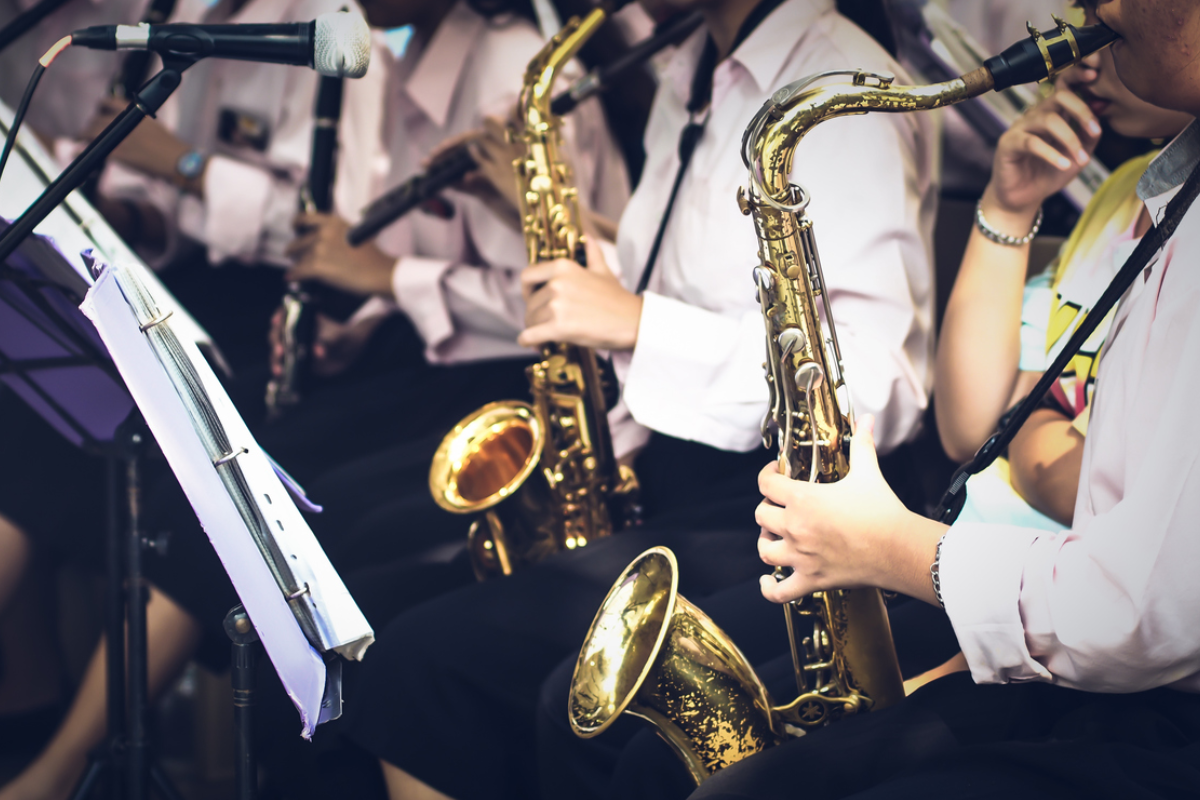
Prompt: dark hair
<box><xmin>465</xmin><ymin>0</ymin><xmax>538</xmax><ymax>24</ymax></box>
<box><xmin>836</xmin><ymin>0</ymin><xmax>897</xmax><ymax>57</ymax></box>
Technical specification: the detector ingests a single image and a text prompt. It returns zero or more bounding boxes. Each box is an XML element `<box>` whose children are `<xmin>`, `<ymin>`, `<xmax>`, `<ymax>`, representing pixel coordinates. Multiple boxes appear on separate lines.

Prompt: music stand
<box><xmin>0</xmin><ymin>225</ymin><xmax>179</xmax><ymax>800</ymax></box>
<box><xmin>81</xmin><ymin>255</ymin><xmax>373</xmax><ymax>800</ymax></box>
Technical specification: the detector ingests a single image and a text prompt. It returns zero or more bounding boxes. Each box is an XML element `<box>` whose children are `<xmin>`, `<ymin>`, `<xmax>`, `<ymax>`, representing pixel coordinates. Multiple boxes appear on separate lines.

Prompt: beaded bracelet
<box><xmin>975</xmin><ymin>201</ymin><xmax>1044</xmax><ymax>247</ymax></box>
<box><xmin>930</xmin><ymin>533</ymin><xmax>948</xmax><ymax>608</ymax></box>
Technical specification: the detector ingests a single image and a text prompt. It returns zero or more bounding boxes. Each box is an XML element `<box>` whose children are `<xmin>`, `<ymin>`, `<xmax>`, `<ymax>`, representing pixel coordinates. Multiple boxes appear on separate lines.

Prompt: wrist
<box><xmin>980</xmin><ymin>186</ymin><xmax>1042</xmax><ymax>233</ymax></box>
<box><xmin>887</xmin><ymin>513</ymin><xmax>948</xmax><ymax>605</ymax></box>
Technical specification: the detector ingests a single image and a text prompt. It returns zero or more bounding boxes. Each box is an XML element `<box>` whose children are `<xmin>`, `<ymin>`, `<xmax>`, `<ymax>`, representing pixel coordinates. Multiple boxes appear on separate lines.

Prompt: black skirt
<box><xmin>687</xmin><ymin>673</ymin><xmax>1200</xmax><ymax>799</ymax></box>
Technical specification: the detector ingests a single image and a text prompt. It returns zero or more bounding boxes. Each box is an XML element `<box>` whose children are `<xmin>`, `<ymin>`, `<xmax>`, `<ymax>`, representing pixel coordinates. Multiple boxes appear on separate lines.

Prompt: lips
<box><xmin>1075</xmin><ymin>87</ymin><xmax>1112</xmax><ymax>117</ymax></box>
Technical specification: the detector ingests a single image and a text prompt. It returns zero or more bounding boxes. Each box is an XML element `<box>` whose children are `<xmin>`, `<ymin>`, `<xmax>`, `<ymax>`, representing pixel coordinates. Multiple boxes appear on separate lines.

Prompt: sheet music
<box><xmin>81</xmin><ymin>258</ymin><xmax>373</xmax><ymax>737</ymax></box>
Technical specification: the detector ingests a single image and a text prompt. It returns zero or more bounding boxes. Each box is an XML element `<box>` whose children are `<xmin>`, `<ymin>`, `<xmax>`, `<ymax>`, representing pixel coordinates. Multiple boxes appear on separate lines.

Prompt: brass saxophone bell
<box><xmin>569</xmin><ymin>547</ymin><xmax>781</xmax><ymax>783</ymax></box>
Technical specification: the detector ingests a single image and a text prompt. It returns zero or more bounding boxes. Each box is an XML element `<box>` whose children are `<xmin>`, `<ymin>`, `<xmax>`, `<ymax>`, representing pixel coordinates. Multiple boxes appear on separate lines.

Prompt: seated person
<box><xmin>322</xmin><ymin>0</ymin><xmax>938</xmax><ymax>798</ymax></box>
<box><xmin>687</xmin><ymin>0</ymin><xmax>1200</xmax><ymax>797</ymax></box>
<box><xmin>0</xmin><ymin>2</ymin><xmax>631</xmax><ymax>799</ymax></box>
<box><xmin>541</xmin><ymin>4</ymin><xmax>1197</xmax><ymax>796</ymax></box>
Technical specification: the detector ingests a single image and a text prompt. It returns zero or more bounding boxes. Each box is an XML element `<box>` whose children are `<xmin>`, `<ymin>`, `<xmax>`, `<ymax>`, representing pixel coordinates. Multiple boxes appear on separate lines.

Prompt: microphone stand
<box><xmin>0</xmin><ymin>54</ymin><xmax>197</xmax><ymax>264</ymax></box>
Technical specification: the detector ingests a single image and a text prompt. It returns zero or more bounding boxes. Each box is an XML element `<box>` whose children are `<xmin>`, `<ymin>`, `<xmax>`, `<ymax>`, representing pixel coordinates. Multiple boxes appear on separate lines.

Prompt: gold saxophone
<box><xmin>568</xmin><ymin>17</ymin><xmax>1117</xmax><ymax>782</ymax></box>
<box><xmin>428</xmin><ymin>5</ymin><xmax>639</xmax><ymax>581</ymax></box>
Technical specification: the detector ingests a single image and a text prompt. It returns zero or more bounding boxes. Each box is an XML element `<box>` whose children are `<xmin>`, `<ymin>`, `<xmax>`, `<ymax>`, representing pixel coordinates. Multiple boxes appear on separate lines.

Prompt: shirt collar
<box><xmin>730</xmin><ymin>0</ymin><xmax>835</xmax><ymax>93</ymax></box>
<box><xmin>404</xmin><ymin>1</ymin><xmax>486</xmax><ymax>128</ymax></box>
<box><xmin>662</xmin><ymin>0</ymin><xmax>835</xmax><ymax>106</ymax></box>
<box><xmin>1138</xmin><ymin>119</ymin><xmax>1200</xmax><ymax>219</ymax></box>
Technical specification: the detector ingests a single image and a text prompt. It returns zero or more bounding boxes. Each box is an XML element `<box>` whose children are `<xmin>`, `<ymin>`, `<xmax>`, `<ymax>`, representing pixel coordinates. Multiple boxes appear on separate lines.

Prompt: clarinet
<box><xmin>345</xmin><ymin>10</ymin><xmax>703</xmax><ymax>247</ymax></box>
<box><xmin>264</xmin><ymin>73</ymin><xmax>343</xmax><ymax>418</ymax></box>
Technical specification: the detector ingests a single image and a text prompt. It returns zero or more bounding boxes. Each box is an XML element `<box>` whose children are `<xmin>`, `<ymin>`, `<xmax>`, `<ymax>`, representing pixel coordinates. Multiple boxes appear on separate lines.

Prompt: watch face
<box><xmin>177</xmin><ymin>150</ymin><xmax>206</xmax><ymax>180</ymax></box>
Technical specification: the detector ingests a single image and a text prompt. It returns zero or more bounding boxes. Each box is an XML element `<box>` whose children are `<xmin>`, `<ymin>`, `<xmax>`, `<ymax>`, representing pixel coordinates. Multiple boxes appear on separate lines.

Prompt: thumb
<box><xmin>583</xmin><ymin>236</ymin><xmax>613</xmax><ymax>277</ymax></box>
<box><xmin>849</xmin><ymin>414</ymin><xmax>880</xmax><ymax>475</ymax></box>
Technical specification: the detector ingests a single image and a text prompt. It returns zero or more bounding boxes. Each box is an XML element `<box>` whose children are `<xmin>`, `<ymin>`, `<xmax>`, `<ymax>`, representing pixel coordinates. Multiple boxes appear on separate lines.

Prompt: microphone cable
<box><xmin>0</xmin><ymin>34</ymin><xmax>72</xmax><ymax>186</ymax></box>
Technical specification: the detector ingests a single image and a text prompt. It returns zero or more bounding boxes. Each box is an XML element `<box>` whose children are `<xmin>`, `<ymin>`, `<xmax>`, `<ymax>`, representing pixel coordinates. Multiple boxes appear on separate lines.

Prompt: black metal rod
<box><xmin>225</xmin><ymin>606</ymin><xmax>260</xmax><ymax>800</ymax></box>
<box><xmin>104</xmin><ymin>454</ymin><xmax>126</xmax><ymax>800</ymax></box>
<box><xmin>0</xmin><ymin>62</ymin><xmax>188</xmax><ymax>264</ymax></box>
<box><xmin>124</xmin><ymin>430</ymin><xmax>148</xmax><ymax>800</ymax></box>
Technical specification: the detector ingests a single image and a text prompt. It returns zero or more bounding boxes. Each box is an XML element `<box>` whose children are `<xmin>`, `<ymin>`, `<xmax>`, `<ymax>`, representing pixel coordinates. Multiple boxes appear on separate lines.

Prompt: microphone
<box><xmin>69</xmin><ymin>10</ymin><xmax>371</xmax><ymax>78</ymax></box>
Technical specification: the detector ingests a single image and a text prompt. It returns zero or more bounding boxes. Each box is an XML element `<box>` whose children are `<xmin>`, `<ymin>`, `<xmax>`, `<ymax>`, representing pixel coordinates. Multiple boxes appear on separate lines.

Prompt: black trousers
<box><xmin>535</xmin><ymin>584</ymin><xmax>962</xmax><ymax>800</ymax></box>
<box><xmin>338</xmin><ymin>434</ymin><xmax>776</xmax><ymax>800</ymax></box>
<box><xmin>688</xmin><ymin>674</ymin><xmax>1200</xmax><ymax>799</ymax></box>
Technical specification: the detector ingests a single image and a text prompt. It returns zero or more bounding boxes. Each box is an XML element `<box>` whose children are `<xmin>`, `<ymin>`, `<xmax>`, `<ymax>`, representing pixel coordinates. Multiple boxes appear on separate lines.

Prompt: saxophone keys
<box><xmin>777</xmin><ymin>327</ymin><xmax>806</xmax><ymax>357</ymax></box>
<box><xmin>794</xmin><ymin>361</ymin><xmax>825</xmax><ymax>393</ymax></box>
<box><xmin>753</xmin><ymin>265</ymin><xmax>773</xmax><ymax>289</ymax></box>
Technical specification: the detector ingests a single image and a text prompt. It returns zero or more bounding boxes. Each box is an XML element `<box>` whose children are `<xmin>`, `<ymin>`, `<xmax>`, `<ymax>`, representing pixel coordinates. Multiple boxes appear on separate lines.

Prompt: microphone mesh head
<box><xmin>314</xmin><ymin>11</ymin><xmax>371</xmax><ymax>78</ymax></box>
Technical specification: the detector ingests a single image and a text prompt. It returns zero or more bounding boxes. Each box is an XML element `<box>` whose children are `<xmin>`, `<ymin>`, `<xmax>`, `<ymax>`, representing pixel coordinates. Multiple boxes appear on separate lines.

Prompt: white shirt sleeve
<box><xmin>941</xmin><ymin>299</ymin><xmax>1200</xmax><ymax>692</ymax></box>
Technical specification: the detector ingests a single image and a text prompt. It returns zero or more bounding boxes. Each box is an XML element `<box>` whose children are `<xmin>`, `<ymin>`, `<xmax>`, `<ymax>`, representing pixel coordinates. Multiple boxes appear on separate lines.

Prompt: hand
<box><xmin>82</xmin><ymin>96</ymin><xmax>199</xmax><ymax>192</ymax></box>
<box><xmin>424</xmin><ymin>116</ymin><xmax>523</xmax><ymax>230</ymax></box>
<box><xmin>986</xmin><ymin>88</ymin><xmax>1103</xmax><ymax>218</ymax></box>
<box><xmin>269</xmin><ymin>307</ymin><xmax>383</xmax><ymax>379</ymax></box>
<box><xmin>285</xmin><ymin>212</ymin><xmax>395</xmax><ymax>297</ymax></box>
<box><xmin>518</xmin><ymin>249</ymin><xmax>642</xmax><ymax>351</ymax></box>
<box><xmin>755</xmin><ymin>416</ymin><xmax>947</xmax><ymax>605</ymax></box>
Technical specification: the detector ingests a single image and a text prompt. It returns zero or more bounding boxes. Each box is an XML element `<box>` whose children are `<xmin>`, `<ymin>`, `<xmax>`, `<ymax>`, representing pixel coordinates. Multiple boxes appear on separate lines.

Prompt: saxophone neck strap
<box><xmin>934</xmin><ymin>159</ymin><xmax>1200</xmax><ymax>524</ymax></box>
<box><xmin>634</xmin><ymin>0</ymin><xmax>786</xmax><ymax>295</ymax></box>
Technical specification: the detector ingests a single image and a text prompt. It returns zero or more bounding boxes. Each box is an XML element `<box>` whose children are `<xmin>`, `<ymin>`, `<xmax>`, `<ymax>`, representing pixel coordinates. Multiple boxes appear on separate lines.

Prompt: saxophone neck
<box><xmin>745</xmin><ymin>20</ymin><xmax>1117</xmax><ymax>198</ymax></box>
<box><xmin>747</xmin><ymin>71</ymin><xmax>979</xmax><ymax>198</ymax></box>
<box><xmin>519</xmin><ymin>7</ymin><xmax>609</xmax><ymax>131</ymax></box>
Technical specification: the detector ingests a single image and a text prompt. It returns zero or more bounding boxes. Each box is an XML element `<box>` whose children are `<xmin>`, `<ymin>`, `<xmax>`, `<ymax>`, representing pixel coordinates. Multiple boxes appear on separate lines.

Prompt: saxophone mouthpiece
<box><xmin>985</xmin><ymin>21</ymin><xmax>1118</xmax><ymax>92</ymax></box>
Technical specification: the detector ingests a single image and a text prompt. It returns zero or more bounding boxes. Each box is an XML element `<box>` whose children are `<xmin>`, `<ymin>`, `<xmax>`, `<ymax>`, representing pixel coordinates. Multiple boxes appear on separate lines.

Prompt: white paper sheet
<box><xmin>81</xmin><ymin>259</ymin><xmax>373</xmax><ymax>738</ymax></box>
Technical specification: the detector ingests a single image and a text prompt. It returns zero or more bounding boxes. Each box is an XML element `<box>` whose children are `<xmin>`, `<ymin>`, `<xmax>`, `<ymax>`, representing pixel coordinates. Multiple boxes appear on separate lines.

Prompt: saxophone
<box><xmin>428</xmin><ymin>4</ymin><xmax>639</xmax><ymax>580</ymax></box>
<box><xmin>568</xmin><ymin>17</ymin><xmax>1117</xmax><ymax>782</ymax></box>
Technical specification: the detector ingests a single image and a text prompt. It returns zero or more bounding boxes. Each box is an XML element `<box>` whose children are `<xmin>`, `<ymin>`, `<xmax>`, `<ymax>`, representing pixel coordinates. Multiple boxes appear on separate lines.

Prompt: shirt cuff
<box><xmin>391</xmin><ymin>255</ymin><xmax>455</xmax><ymax>356</ymax></box>
<box><xmin>623</xmin><ymin>292</ymin><xmax>765</xmax><ymax>452</ymax></box>
<box><xmin>199</xmin><ymin>155</ymin><xmax>273</xmax><ymax>264</ymax></box>
<box><xmin>940</xmin><ymin>522</ymin><xmax>1053</xmax><ymax>685</ymax></box>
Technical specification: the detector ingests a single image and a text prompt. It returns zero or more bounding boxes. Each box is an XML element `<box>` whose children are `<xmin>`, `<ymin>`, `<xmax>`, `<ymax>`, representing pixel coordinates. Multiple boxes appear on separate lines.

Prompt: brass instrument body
<box><xmin>569</xmin><ymin>16</ymin><xmax>1120</xmax><ymax>779</ymax></box>
<box><xmin>429</xmin><ymin>7</ymin><xmax>638</xmax><ymax>580</ymax></box>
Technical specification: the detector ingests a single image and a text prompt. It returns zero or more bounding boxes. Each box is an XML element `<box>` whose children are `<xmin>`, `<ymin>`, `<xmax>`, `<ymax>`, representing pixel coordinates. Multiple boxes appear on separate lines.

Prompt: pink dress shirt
<box><xmin>376</xmin><ymin>1</ymin><xmax>629</xmax><ymax>365</ymax></box>
<box><xmin>607</xmin><ymin>0</ymin><xmax>937</xmax><ymax>458</ymax></box>
<box><xmin>0</xmin><ymin>0</ymin><xmax>148</xmax><ymax>140</ymax></box>
<box><xmin>942</xmin><ymin>121</ymin><xmax>1200</xmax><ymax>693</ymax></box>
<box><xmin>111</xmin><ymin>0</ymin><xmax>387</xmax><ymax>268</ymax></box>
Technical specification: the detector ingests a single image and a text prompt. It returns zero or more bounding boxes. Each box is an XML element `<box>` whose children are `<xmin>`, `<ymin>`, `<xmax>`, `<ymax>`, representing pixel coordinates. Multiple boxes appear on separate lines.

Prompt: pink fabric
<box><xmin>102</xmin><ymin>0</ymin><xmax>387</xmax><ymax>268</ymax></box>
<box><xmin>0</xmin><ymin>0</ymin><xmax>146</xmax><ymax>140</ymax></box>
<box><xmin>943</xmin><ymin>124</ymin><xmax>1200</xmax><ymax>693</ymax></box>
<box><xmin>377</xmin><ymin>0</ymin><xmax>629</xmax><ymax>365</ymax></box>
<box><xmin>608</xmin><ymin>0</ymin><xmax>937</xmax><ymax>454</ymax></box>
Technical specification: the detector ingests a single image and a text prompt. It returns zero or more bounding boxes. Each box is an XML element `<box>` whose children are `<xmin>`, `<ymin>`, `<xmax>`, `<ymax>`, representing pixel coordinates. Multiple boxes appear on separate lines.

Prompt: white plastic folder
<box><xmin>80</xmin><ymin>257</ymin><xmax>374</xmax><ymax>738</ymax></box>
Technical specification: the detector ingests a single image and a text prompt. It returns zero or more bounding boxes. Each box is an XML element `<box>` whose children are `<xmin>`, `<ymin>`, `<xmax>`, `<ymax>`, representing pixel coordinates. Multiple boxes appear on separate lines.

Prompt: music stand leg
<box><xmin>224</xmin><ymin>605</ymin><xmax>260</xmax><ymax>800</ymax></box>
<box><xmin>124</xmin><ymin>428</ymin><xmax>149</xmax><ymax>800</ymax></box>
<box><xmin>104</xmin><ymin>453</ymin><xmax>127</xmax><ymax>800</ymax></box>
